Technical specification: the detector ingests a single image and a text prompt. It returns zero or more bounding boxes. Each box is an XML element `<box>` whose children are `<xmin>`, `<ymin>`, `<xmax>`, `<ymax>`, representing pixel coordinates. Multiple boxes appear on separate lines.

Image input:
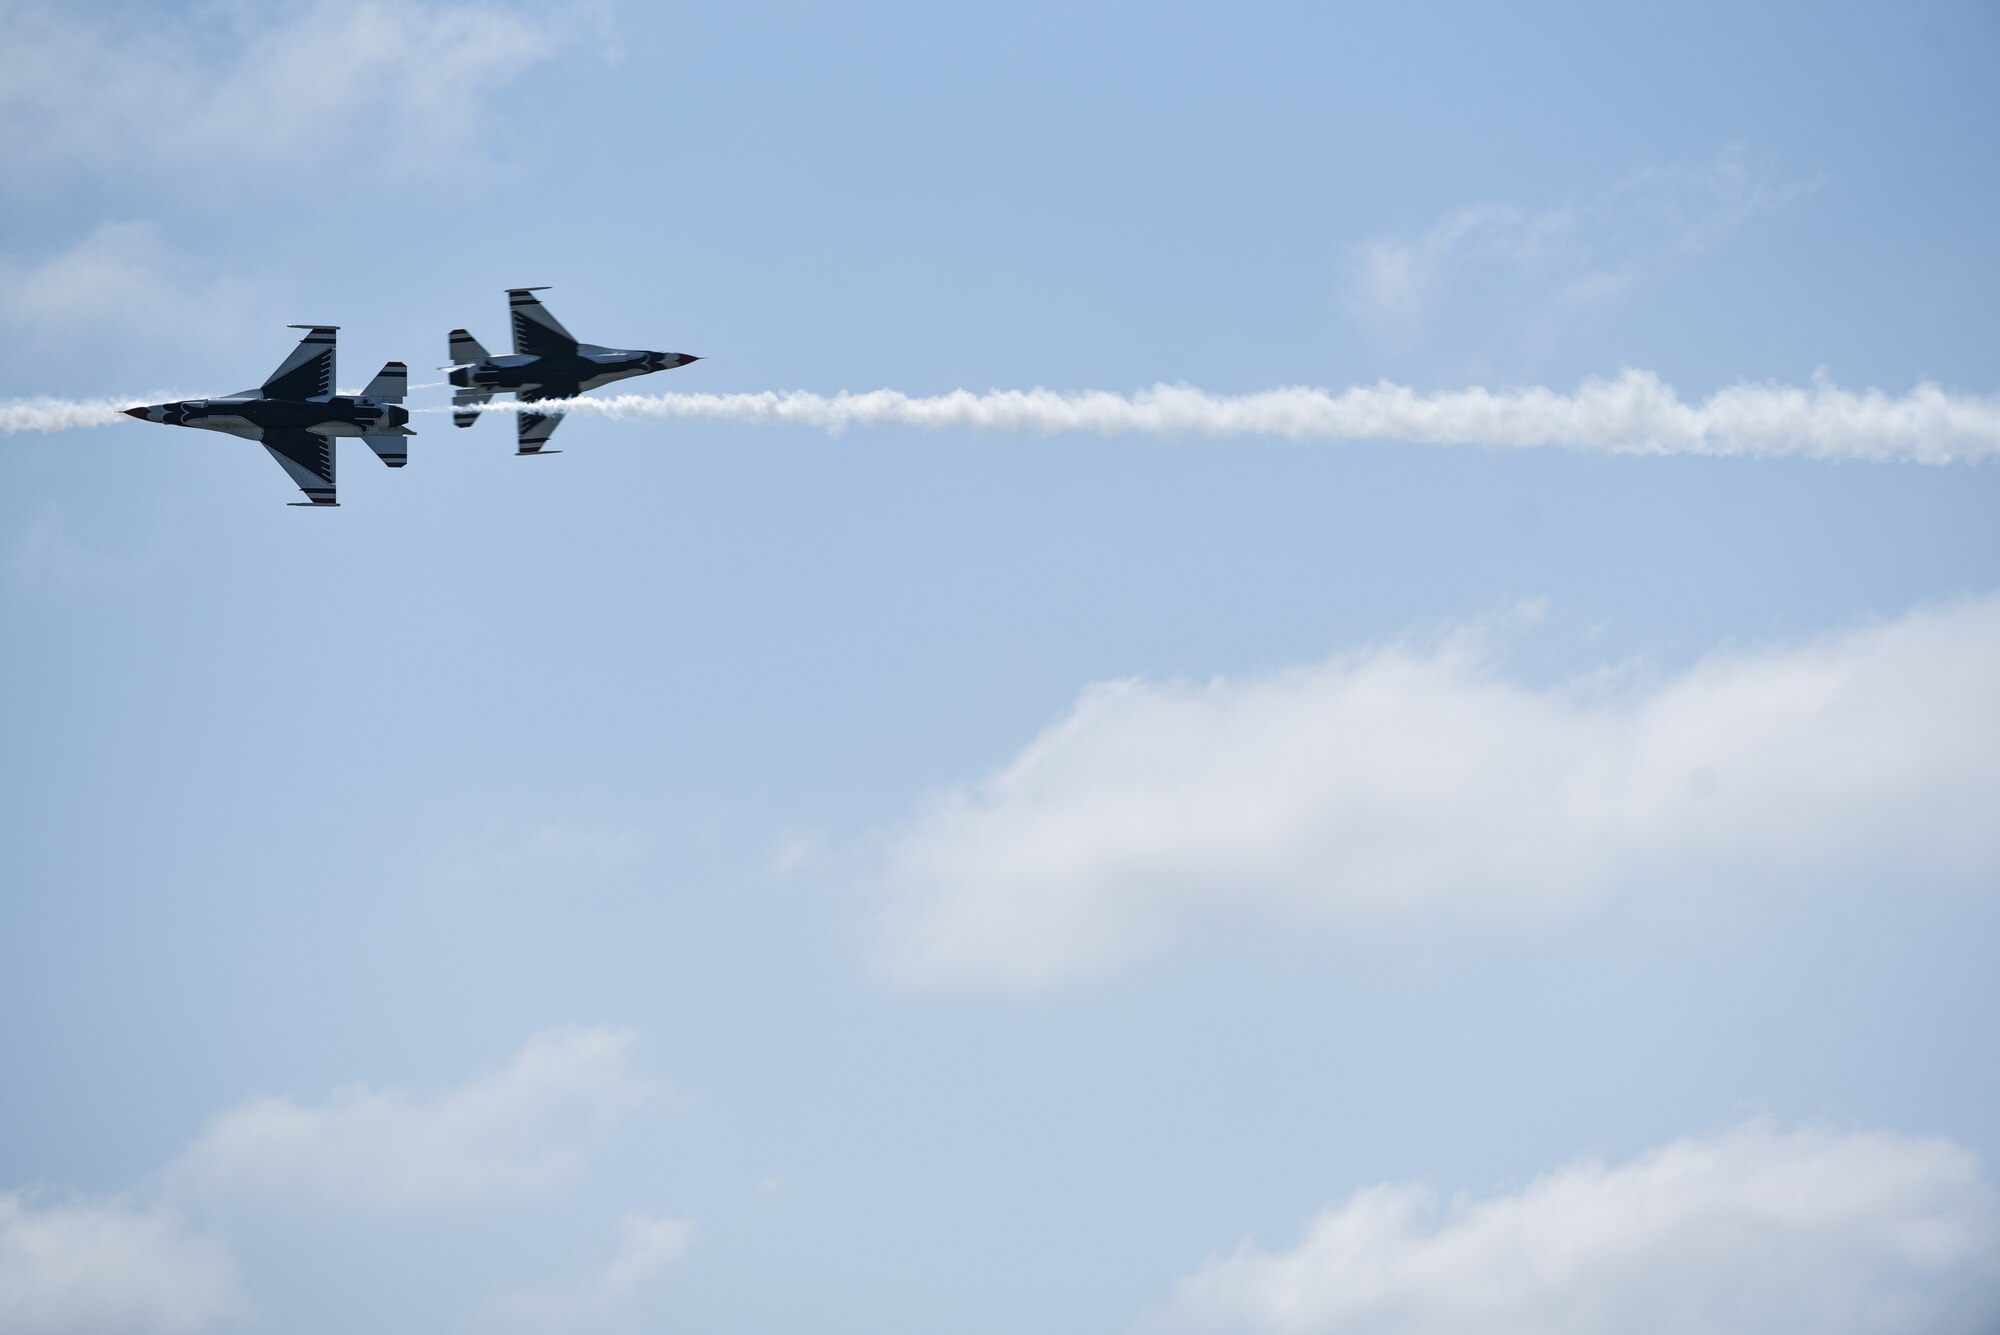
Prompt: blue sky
<box><xmin>2</xmin><ymin>3</ymin><xmax>1998</xmax><ymax>1332</ymax></box>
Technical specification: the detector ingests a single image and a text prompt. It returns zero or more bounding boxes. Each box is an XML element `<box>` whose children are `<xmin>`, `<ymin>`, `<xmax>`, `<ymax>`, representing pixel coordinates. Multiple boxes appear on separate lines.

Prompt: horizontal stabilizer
<box><xmin>363</xmin><ymin>431</ymin><xmax>409</xmax><ymax>468</ymax></box>
<box><xmin>452</xmin><ymin>386</ymin><xmax>492</xmax><ymax>428</ymax></box>
<box><xmin>362</xmin><ymin>361</ymin><xmax>408</xmax><ymax>403</ymax></box>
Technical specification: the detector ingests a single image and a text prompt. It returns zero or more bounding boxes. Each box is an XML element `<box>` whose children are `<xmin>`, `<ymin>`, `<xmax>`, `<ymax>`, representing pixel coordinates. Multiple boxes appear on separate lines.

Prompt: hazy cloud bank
<box><xmin>0</xmin><ymin>1193</ymin><xmax>248</xmax><ymax>1335</ymax></box>
<box><xmin>0</xmin><ymin>0</ymin><xmax>600</xmax><ymax>179</ymax></box>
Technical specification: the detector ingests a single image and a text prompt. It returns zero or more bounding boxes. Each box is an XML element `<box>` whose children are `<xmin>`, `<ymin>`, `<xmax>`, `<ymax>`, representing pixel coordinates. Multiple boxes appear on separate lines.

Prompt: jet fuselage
<box><xmin>448</xmin><ymin>348</ymin><xmax>696</xmax><ymax>399</ymax></box>
<box><xmin>125</xmin><ymin>395</ymin><xmax>409</xmax><ymax>441</ymax></box>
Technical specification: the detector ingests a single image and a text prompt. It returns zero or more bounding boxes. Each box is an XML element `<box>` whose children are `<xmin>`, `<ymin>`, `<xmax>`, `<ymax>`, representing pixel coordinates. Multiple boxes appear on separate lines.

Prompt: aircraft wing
<box><xmin>515</xmin><ymin>384</ymin><xmax>572</xmax><ymax>455</ymax></box>
<box><xmin>261</xmin><ymin>327</ymin><xmax>337</xmax><ymax>400</ymax></box>
<box><xmin>508</xmin><ymin>288</ymin><xmax>579</xmax><ymax>359</ymax></box>
<box><xmin>262</xmin><ymin>427</ymin><xmax>338</xmax><ymax>505</ymax></box>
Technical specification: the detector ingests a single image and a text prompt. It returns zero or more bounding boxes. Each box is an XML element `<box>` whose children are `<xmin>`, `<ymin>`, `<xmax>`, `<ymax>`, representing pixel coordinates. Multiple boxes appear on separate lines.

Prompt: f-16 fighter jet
<box><xmin>122</xmin><ymin>326</ymin><xmax>412</xmax><ymax>506</ymax></box>
<box><xmin>446</xmin><ymin>288</ymin><xmax>698</xmax><ymax>455</ymax></box>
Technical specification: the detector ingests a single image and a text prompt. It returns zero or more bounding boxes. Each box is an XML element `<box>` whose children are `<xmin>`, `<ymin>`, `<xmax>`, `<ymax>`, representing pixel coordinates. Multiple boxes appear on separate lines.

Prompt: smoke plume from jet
<box><xmin>447</xmin><ymin>371</ymin><xmax>2000</xmax><ymax>464</ymax></box>
<box><xmin>1</xmin><ymin>398</ymin><xmax>157</xmax><ymax>434</ymax></box>
<box><xmin>12</xmin><ymin>370</ymin><xmax>2000</xmax><ymax>463</ymax></box>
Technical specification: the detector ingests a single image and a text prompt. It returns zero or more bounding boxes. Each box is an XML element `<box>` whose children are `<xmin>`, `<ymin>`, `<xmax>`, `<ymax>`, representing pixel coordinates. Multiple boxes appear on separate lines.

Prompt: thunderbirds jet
<box><xmin>122</xmin><ymin>327</ymin><xmax>411</xmax><ymax>506</ymax></box>
<box><xmin>446</xmin><ymin>287</ymin><xmax>699</xmax><ymax>454</ymax></box>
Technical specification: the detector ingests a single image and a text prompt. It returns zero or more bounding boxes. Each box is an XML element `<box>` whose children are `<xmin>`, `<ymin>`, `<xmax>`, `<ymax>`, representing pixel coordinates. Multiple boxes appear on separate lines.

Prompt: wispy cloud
<box><xmin>0</xmin><ymin>1192</ymin><xmax>249</xmax><ymax>1335</ymax></box>
<box><xmin>0</xmin><ymin>222</ymin><xmax>261</xmax><ymax>356</ymax></box>
<box><xmin>5</xmin><ymin>505</ymin><xmax>170</xmax><ymax>594</ymax></box>
<box><xmin>1151</xmin><ymin>1123</ymin><xmax>1998</xmax><ymax>1335</ymax></box>
<box><xmin>440</xmin><ymin>819</ymin><xmax>650</xmax><ymax>884</ymax></box>
<box><xmin>500</xmin><ymin>1211</ymin><xmax>693</xmax><ymax>1329</ymax></box>
<box><xmin>166</xmin><ymin>1029</ymin><xmax>662</xmax><ymax>1213</ymax></box>
<box><xmin>437</xmin><ymin>371</ymin><xmax>2000</xmax><ymax>463</ymax></box>
<box><xmin>587</xmin><ymin>1213</ymin><xmax>693</xmax><ymax>1304</ymax></box>
<box><xmin>1348</xmin><ymin>152</ymin><xmax>1819</xmax><ymax>347</ymax></box>
<box><xmin>871</xmin><ymin>596</ymin><xmax>2000</xmax><ymax>990</ymax></box>
<box><xmin>0</xmin><ymin>0</ymin><xmax>600</xmax><ymax>180</ymax></box>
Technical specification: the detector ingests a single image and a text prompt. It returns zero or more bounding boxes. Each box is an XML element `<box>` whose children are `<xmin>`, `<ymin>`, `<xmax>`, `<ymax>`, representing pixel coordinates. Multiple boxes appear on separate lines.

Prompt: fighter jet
<box><xmin>445</xmin><ymin>287</ymin><xmax>698</xmax><ymax>455</ymax></box>
<box><xmin>122</xmin><ymin>326</ymin><xmax>412</xmax><ymax>507</ymax></box>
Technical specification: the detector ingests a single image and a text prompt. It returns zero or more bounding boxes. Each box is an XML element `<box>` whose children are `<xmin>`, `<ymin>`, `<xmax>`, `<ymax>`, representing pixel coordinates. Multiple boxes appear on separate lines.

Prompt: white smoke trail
<box><xmin>439</xmin><ymin>370</ymin><xmax>2000</xmax><ymax>464</ymax></box>
<box><xmin>0</xmin><ymin>397</ymin><xmax>146</xmax><ymax>434</ymax></box>
<box><xmin>14</xmin><ymin>371</ymin><xmax>2000</xmax><ymax>463</ymax></box>
<box><xmin>3</xmin><ymin>387</ymin><xmax>435</xmax><ymax>434</ymax></box>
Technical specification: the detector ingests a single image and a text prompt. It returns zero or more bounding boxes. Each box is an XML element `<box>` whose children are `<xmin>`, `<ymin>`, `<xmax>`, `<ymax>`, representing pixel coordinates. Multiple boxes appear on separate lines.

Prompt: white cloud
<box><xmin>1151</xmin><ymin>1123</ymin><xmax>1998</xmax><ymax>1335</ymax></box>
<box><xmin>0</xmin><ymin>1192</ymin><xmax>248</xmax><ymax>1335</ymax></box>
<box><xmin>1348</xmin><ymin>152</ymin><xmax>1817</xmax><ymax>345</ymax></box>
<box><xmin>167</xmin><ymin>1029</ymin><xmax>660</xmax><ymax>1212</ymax></box>
<box><xmin>0</xmin><ymin>0</ymin><xmax>597</xmax><ymax>179</ymax></box>
<box><xmin>437</xmin><ymin>370</ymin><xmax>2000</xmax><ymax>463</ymax></box>
<box><xmin>873</xmin><ymin>596</ymin><xmax>2000</xmax><ymax>990</ymax></box>
<box><xmin>501</xmin><ymin>1211</ymin><xmax>693</xmax><ymax>1328</ymax></box>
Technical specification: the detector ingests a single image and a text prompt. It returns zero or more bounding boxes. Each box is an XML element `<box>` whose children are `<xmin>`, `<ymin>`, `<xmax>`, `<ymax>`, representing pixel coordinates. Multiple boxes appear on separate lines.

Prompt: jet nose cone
<box><xmin>123</xmin><ymin>406</ymin><xmax>150</xmax><ymax>420</ymax></box>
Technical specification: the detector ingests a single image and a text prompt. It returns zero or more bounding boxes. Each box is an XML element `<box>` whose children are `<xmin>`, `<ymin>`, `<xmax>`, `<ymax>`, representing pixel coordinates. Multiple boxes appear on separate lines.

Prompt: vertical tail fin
<box><xmin>362</xmin><ymin>361</ymin><xmax>407</xmax><ymax>403</ymax></box>
<box><xmin>448</xmin><ymin>329</ymin><xmax>491</xmax><ymax>365</ymax></box>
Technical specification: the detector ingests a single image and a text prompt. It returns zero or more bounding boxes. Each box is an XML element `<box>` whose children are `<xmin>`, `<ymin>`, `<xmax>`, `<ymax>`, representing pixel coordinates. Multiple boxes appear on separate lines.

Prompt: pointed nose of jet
<box><xmin>124</xmin><ymin>403</ymin><xmax>186</xmax><ymax>425</ymax></box>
